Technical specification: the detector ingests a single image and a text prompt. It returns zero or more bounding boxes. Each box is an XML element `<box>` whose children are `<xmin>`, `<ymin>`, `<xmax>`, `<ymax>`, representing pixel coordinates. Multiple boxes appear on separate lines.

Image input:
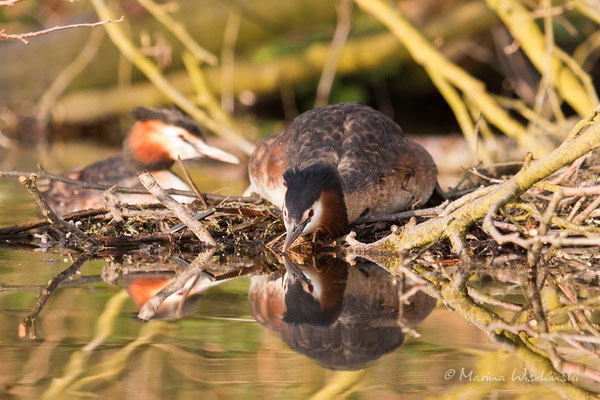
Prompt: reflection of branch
<box><xmin>138</xmin><ymin>250</ymin><xmax>215</xmax><ymax>321</ymax></box>
<box><xmin>43</xmin><ymin>290</ymin><xmax>131</xmax><ymax>398</ymax></box>
<box><xmin>0</xmin><ymin>17</ymin><xmax>123</xmax><ymax>44</ymax></box>
<box><xmin>18</xmin><ymin>252</ymin><xmax>93</xmax><ymax>339</ymax></box>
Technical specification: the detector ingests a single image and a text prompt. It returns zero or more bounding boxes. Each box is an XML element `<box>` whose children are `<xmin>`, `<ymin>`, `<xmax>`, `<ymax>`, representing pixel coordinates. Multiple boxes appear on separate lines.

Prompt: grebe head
<box><xmin>281</xmin><ymin>163</ymin><xmax>347</xmax><ymax>251</ymax></box>
<box><xmin>126</xmin><ymin>107</ymin><xmax>239</xmax><ymax>170</ymax></box>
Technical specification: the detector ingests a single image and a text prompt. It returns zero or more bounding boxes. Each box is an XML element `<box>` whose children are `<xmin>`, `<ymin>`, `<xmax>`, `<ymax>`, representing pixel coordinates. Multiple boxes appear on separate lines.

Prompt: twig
<box><xmin>221</xmin><ymin>8</ymin><xmax>242</xmax><ymax>113</ymax></box>
<box><xmin>90</xmin><ymin>0</ymin><xmax>255</xmax><ymax>154</ymax></box>
<box><xmin>18</xmin><ymin>252</ymin><xmax>93</xmax><ymax>339</ymax></box>
<box><xmin>103</xmin><ymin>186</ymin><xmax>123</xmax><ymax>223</ymax></box>
<box><xmin>528</xmin><ymin>189</ymin><xmax>562</xmax><ymax>267</ymax></box>
<box><xmin>0</xmin><ymin>168</ymin><xmax>260</xmax><ymax>204</ymax></box>
<box><xmin>0</xmin><ymin>17</ymin><xmax>124</xmax><ymax>44</ymax></box>
<box><xmin>176</xmin><ymin>156</ymin><xmax>208</xmax><ymax>208</ymax></box>
<box><xmin>354</xmin><ymin>204</ymin><xmax>444</xmax><ymax>224</ymax></box>
<box><xmin>137</xmin><ymin>0</ymin><xmax>217</xmax><ymax>65</ymax></box>
<box><xmin>164</xmin><ymin>208</ymin><xmax>216</xmax><ymax>234</ymax></box>
<box><xmin>314</xmin><ymin>0</ymin><xmax>353</xmax><ymax>107</ymax></box>
<box><xmin>19</xmin><ymin>174</ymin><xmax>97</xmax><ymax>246</ymax></box>
<box><xmin>138</xmin><ymin>171</ymin><xmax>215</xmax><ymax>246</ymax></box>
<box><xmin>36</xmin><ymin>28</ymin><xmax>105</xmax><ymax>125</ymax></box>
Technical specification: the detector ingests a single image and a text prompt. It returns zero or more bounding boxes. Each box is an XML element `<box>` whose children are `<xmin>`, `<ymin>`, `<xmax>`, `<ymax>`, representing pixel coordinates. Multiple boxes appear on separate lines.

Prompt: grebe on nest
<box><xmin>45</xmin><ymin>107</ymin><xmax>239</xmax><ymax>214</ymax></box>
<box><xmin>248</xmin><ymin>102</ymin><xmax>437</xmax><ymax>250</ymax></box>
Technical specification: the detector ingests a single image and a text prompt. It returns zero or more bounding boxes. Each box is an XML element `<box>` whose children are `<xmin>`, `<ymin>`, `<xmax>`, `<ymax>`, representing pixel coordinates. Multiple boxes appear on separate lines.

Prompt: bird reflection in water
<box><xmin>248</xmin><ymin>255</ymin><xmax>437</xmax><ymax>370</ymax></box>
<box><xmin>125</xmin><ymin>273</ymin><xmax>227</xmax><ymax>321</ymax></box>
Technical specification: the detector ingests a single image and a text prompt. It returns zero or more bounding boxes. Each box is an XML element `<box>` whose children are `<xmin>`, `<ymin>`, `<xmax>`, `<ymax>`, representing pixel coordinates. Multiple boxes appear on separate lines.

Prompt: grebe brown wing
<box><xmin>249</xmin><ymin>103</ymin><xmax>437</xmax><ymax>222</ymax></box>
<box><xmin>44</xmin><ymin>155</ymin><xmax>192</xmax><ymax>214</ymax></box>
<box><xmin>335</xmin><ymin>106</ymin><xmax>437</xmax><ymax>220</ymax></box>
<box><xmin>44</xmin><ymin>156</ymin><xmax>138</xmax><ymax>214</ymax></box>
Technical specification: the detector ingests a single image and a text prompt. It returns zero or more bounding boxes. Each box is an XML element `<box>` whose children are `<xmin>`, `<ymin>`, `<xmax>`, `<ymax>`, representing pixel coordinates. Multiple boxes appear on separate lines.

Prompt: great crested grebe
<box><xmin>248</xmin><ymin>102</ymin><xmax>437</xmax><ymax>250</ymax></box>
<box><xmin>45</xmin><ymin>107</ymin><xmax>239</xmax><ymax>214</ymax></box>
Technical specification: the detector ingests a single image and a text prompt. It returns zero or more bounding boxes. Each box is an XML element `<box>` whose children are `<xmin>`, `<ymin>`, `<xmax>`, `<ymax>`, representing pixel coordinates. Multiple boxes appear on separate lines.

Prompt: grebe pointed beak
<box><xmin>193</xmin><ymin>140</ymin><xmax>240</xmax><ymax>164</ymax></box>
<box><xmin>282</xmin><ymin>218</ymin><xmax>310</xmax><ymax>251</ymax></box>
<box><xmin>282</xmin><ymin>256</ymin><xmax>311</xmax><ymax>284</ymax></box>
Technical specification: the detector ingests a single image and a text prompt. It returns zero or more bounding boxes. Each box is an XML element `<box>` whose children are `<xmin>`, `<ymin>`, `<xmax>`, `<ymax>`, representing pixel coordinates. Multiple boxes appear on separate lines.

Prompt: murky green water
<box><xmin>0</xmin><ymin>143</ymin><xmax>593</xmax><ymax>399</ymax></box>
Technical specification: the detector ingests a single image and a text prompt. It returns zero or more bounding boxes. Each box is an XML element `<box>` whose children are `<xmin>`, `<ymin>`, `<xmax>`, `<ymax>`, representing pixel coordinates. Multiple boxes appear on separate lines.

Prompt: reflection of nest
<box><xmin>249</xmin><ymin>263</ymin><xmax>436</xmax><ymax>370</ymax></box>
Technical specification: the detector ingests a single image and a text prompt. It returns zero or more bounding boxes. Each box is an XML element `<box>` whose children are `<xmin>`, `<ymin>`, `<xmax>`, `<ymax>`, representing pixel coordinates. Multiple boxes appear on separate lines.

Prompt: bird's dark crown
<box><xmin>131</xmin><ymin>106</ymin><xmax>204</xmax><ymax>138</ymax></box>
<box><xmin>283</xmin><ymin>163</ymin><xmax>345</xmax><ymax>221</ymax></box>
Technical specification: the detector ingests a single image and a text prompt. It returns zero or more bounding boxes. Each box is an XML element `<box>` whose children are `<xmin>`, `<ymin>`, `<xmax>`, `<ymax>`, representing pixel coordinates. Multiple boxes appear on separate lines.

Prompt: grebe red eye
<box><xmin>308</xmin><ymin>209</ymin><xmax>314</xmax><ymax>218</ymax></box>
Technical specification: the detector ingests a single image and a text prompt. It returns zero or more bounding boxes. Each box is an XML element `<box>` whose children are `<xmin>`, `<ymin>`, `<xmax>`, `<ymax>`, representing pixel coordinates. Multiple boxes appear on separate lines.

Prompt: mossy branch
<box><xmin>345</xmin><ymin>106</ymin><xmax>600</xmax><ymax>256</ymax></box>
<box><xmin>53</xmin><ymin>2</ymin><xmax>496</xmax><ymax>124</ymax></box>
<box><xmin>137</xmin><ymin>0</ymin><xmax>218</xmax><ymax>66</ymax></box>
<box><xmin>353</xmin><ymin>0</ymin><xmax>544</xmax><ymax>155</ymax></box>
<box><xmin>485</xmin><ymin>0</ymin><xmax>598</xmax><ymax>116</ymax></box>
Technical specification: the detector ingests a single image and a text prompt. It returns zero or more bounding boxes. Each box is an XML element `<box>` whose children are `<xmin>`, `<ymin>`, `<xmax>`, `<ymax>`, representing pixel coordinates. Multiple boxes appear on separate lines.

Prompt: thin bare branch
<box><xmin>138</xmin><ymin>171</ymin><xmax>215</xmax><ymax>246</ymax></box>
<box><xmin>0</xmin><ymin>17</ymin><xmax>124</xmax><ymax>44</ymax></box>
<box><xmin>314</xmin><ymin>0</ymin><xmax>353</xmax><ymax>108</ymax></box>
<box><xmin>19</xmin><ymin>174</ymin><xmax>97</xmax><ymax>247</ymax></box>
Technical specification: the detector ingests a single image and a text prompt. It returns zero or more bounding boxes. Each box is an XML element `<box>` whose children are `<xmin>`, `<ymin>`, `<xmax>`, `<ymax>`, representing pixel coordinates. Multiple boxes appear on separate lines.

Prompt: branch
<box><xmin>137</xmin><ymin>0</ymin><xmax>218</xmax><ymax>66</ymax></box>
<box><xmin>138</xmin><ymin>172</ymin><xmax>215</xmax><ymax>246</ymax></box>
<box><xmin>314</xmin><ymin>0</ymin><xmax>353</xmax><ymax>108</ymax></box>
<box><xmin>18</xmin><ymin>252</ymin><xmax>93</xmax><ymax>339</ymax></box>
<box><xmin>19</xmin><ymin>174</ymin><xmax>98</xmax><ymax>247</ymax></box>
<box><xmin>53</xmin><ymin>2</ymin><xmax>496</xmax><ymax>124</ymax></box>
<box><xmin>90</xmin><ymin>0</ymin><xmax>255</xmax><ymax>154</ymax></box>
<box><xmin>137</xmin><ymin>250</ymin><xmax>214</xmax><ymax>321</ymax></box>
<box><xmin>0</xmin><ymin>17</ymin><xmax>124</xmax><ymax>45</ymax></box>
<box><xmin>344</xmin><ymin>106</ymin><xmax>600</xmax><ymax>256</ymax></box>
<box><xmin>0</xmin><ymin>168</ymin><xmax>259</xmax><ymax>205</ymax></box>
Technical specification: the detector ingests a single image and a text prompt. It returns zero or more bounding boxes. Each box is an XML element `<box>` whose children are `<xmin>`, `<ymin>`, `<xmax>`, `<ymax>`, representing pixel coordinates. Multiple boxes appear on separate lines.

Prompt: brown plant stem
<box><xmin>0</xmin><ymin>17</ymin><xmax>123</xmax><ymax>44</ymax></box>
<box><xmin>19</xmin><ymin>174</ymin><xmax>97</xmax><ymax>246</ymax></box>
<box><xmin>138</xmin><ymin>171</ymin><xmax>215</xmax><ymax>246</ymax></box>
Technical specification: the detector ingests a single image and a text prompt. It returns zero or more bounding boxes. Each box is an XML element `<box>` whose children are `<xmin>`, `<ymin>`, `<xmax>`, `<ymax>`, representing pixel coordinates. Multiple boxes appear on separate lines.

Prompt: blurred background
<box><xmin>1</xmin><ymin>0</ymin><xmax>598</xmax><ymax>186</ymax></box>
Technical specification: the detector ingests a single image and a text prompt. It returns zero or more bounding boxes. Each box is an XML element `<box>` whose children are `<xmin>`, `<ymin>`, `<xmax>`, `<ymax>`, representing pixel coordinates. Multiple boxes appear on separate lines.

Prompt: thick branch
<box><xmin>350</xmin><ymin>106</ymin><xmax>600</xmax><ymax>255</ymax></box>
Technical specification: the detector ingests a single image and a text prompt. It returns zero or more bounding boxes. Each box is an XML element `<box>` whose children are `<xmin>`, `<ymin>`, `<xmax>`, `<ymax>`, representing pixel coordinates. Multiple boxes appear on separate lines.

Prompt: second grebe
<box><xmin>45</xmin><ymin>107</ymin><xmax>239</xmax><ymax>214</ymax></box>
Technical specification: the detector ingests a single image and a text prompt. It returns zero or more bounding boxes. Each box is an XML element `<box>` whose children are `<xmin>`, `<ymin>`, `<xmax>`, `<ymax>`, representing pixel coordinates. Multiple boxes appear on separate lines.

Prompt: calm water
<box><xmin>0</xmin><ymin>144</ymin><xmax>592</xmax><ymax>399</ymax></box>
